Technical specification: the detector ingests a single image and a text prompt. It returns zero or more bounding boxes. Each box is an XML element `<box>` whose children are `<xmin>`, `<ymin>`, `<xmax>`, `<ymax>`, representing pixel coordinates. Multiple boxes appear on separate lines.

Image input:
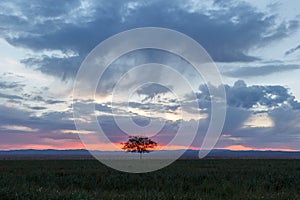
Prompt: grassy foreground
<box><xmin>0</xmin><ymin>159</ymin><xmax>299</xmax><ymax>199</ymax></box>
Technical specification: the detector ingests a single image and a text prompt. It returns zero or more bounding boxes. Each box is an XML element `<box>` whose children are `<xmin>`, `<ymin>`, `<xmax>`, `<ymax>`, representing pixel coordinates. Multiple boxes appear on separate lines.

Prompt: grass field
<box><xmin>0</xmin><ymin>159</ymin><xmax>300</xmax><ymax>199</ymax></box>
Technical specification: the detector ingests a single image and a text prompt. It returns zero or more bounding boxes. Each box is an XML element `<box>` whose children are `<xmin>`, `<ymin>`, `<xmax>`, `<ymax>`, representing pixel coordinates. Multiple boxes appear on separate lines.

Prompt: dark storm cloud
<box><xmin>0</xmin><ymin>104</ymin><xmax>75</xmax><ymax>135</ymax></box>
<box><xmin>37</xmin><ymin>81</ymin><xmax>300</xmax><ymax>147</ymax></box>
<box><xmin>31</xmin><ymin>111</ymin><xmax>75</xmax><ymax>131</ymax></box>
<box><xmin>223</xmin><ymin>64</ymin><xmax>300</xmax><ymax>78</ymax></box>
<box><xmin>197</xmin><ymin>80</ymin><xmax>299</xmax><ymax>110</ymax></box>
<box><xmin>21</xmin><ymin>55</ymin><xmax>83</xmax><ymax>80</ymax></box>
<box><xmin>95</xmin><ymin>49</ymin><xmax>195</xmax><ymax>96</ymax></box>
<box><xmin>0</xmin><ymin>0</ymin><xmax>299</xmax><ymax>149</ymax></box>
<box><xmin>226</xmin><ymin>81</ymin><xmax>291</xmax><ymax>109</ymax></box>
<box><xmin>96</xmin><ymin>80</ymin><xmax>300</xmax><ymax>147</ymax></box>
<box><xmin>222</xmin><ymin>106</ymin><xmax>252</xmax><ymax>133</ymax></box>
<box><xmin>0</xmin><ymin>79</ymin><xmax>299</xmax><ymax>149</ymax></box>
<box><xmin>269</xmin><ymin>106</ymin><xmax>300</xmax><ymax>135</ymax></box>
<box><xmin>217</xmin><ymin>104</ymin><xmax>300</xmax><ymax>150</ymax></box>
<box><xmin>0</xmin><ymin>104</ymin><xmax>31</xmax><ymax>125</ymax></box>
<box><xmin>0</xmin><ymin>108</ymin><xmax>79</xmax><ymax>147</ymax></box>
<box><xmin>0</xmin><ymin>0</ymin><xmax>298</xmax><ymax>79</ymax></box>
<box><xmin>194</xmin><ymin>80</ymin><xmax>300</xmax><ymax>145</ymax></box>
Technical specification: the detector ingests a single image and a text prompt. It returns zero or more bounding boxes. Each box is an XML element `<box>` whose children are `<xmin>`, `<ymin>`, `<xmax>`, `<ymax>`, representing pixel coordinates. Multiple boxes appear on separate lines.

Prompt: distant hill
<box><xmin>183</xmin><ymin>149</ymin><xmax>300</xmax><ymax>159</ymax></box>
<box><xmin>0</xmin><ymin>149</ymin><xmax>300</xmax><ymax>160</ymax></box>
<box><xmin>0</xmin><ymin>149</ymin><xmax>93</xmax><ymax>160</ymax></box>
<box><xmin>0</xmin><ymin>149</ymin><xmax>91</xmax><ymax>155</ymax></box>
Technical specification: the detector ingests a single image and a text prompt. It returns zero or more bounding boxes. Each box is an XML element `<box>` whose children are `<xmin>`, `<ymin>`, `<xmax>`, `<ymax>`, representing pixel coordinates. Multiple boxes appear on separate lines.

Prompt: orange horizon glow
<box><xmin>1</xmin><ymin>142</ymin><xmax>299</xmax><ymax>152</ymax></box>
<box><xmin>224</xmin><ymin>144</ymin><xmax>299</xmax><ymax>152</ymax></box>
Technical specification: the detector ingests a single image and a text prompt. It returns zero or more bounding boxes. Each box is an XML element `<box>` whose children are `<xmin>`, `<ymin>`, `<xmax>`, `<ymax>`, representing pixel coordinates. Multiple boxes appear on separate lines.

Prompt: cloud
<box><xmin>0</xmin><ymin>103</ymin><xmax>75</xmax><ymax>135</ymax></box>
<box><xmin>0</xmin><ymin>92</ymin><xmax>23</xmax><ymax>100</ymax></box>
<box><xmin>21</xmin><ymin>55</ymin><xmax>82</xmax><ymax>81</ymax></box>
<box><xmin>0</xmin><ymin>131</ymin><xmax>82</xmax><ymax>150</ymax></box>
<box><xmin>0</xmin><ymin>0</ymin><xmax>298</xmax><ymax>79</ymax></box>
<box><xmin>136</xmin><ymin>83</ymin><xmax>172</xmax><ymax>101</ymax></box>
<box><xmin>0</xmin><ymin>81</ymin><xmax>24</xmax><ymax>89</ymax></box>
<box><xmin>0</xmin><ymin>1</ymin><xmax>300</xmax><ymax>150</ymax></box>
<box><xmin>45</xmin><ymin>100</ymin><xmax>65</xmax><ymax>105</ymax></box>
<box><xmin>285</xmin><ymin>44</ymin><xmax>300</xmax><ymax>56</ymax></box>
<box><xmin>0</xmin><ymin>125</ymin><xmax>38</xmax><ymax>133</ymax></box>
<box><xmin>0</xmin><ymin>78</ymin><xmax>300</xmax><ymax>150</ymax></box>
<box><xmin>95</xmin><ymin>49</ymin><xmax>197</xmax><ymax>96</ymax></box>
<box><xmin>197</xmin><ymin>80</ymin><xmax>299</xmax><ymax>110</ymax></box>
<box><xmin>31</xmin><ymin>111</ymin><xmax>75</xmax><ymax>132</ymax></box>
<box><xmin>29</xmin><ymin>106</ymin><xmax>47</xmax><ymax>110</ymax></box>
<box><xmin>92</xmin><ymin>80</ymin><xmax>300</xmax><ymax>148</ymax></box>
<box><xmin>0</xmin><ymin>104</ymin><xmax>83</xmax><ymax>150</ymax></box>
<box><xmin>0</xmin><ymin>105</ymin><xmax>32</xmax><ymax>125</ymax></box>
<box><xmin>32</xmin><ymin>95</ymin><xmax>65</xmax><ymax>105</ymax></box>
<box><xmin>219</xmin><ymin>108</ymin><xmax>300</xmax><ymax>149</ymax></box>
<box><xmin>193</xmin><ymin>80</ymin><xmax>300</xmax><ymax>148</ymax></box>
<box><xmin>223</xmin><ymin>64</ymin><xmax>300</xmax><ymax>78</ymax></box>
<box><xmin>226</xmin><ymin>81</ymin><xmax>293</xmax><ymax>109</ymax></box>
<box><xmin>207</xmin><ymin>80</ymin><xmax>300</xmax><ymax>150</ymax></box>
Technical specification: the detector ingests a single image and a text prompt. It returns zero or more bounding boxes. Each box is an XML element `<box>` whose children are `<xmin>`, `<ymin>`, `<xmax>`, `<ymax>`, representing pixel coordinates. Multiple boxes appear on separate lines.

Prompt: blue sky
<box><xmin>0</xmin><ymin>0</ymin><xmax>299</xmax><ymax>150</ymax></box>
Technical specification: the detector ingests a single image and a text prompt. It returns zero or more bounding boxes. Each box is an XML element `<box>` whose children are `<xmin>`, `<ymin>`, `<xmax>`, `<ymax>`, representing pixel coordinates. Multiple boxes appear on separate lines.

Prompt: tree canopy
<box><xmin>121</xmin><ymin>136</ymin><xmax>157</xmax><ymax>159</ymax></box>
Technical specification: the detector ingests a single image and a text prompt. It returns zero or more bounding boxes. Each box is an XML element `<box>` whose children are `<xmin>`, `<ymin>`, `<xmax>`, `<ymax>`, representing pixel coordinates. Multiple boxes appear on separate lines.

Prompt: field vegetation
<box><xmin>0</xmin><ymin>159</ymin><xmax>299</xmax><ymax>199</ymax></box>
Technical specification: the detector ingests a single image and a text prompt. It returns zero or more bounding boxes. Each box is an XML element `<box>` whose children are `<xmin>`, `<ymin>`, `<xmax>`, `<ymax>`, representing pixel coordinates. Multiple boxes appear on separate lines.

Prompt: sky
<box><xmin>0</xmin><ymin>0</ymin><xmax>300</xmax><ymax>151</ymax></box>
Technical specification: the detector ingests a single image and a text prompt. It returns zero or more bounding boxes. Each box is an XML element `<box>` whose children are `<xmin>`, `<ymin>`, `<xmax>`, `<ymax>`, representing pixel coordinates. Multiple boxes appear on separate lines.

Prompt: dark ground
<box><xmin>0</xmin><ymin>159</ymin><xmax>300</xmax><ymax>199</ymax></box>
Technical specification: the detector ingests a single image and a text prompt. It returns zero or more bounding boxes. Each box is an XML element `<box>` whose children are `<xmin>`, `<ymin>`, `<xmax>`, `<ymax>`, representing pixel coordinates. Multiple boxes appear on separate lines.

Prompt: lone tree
<box><xmin>121</xmin><ymin>136</ymin><xmax>157</xmax><ymax>159</ymax></box>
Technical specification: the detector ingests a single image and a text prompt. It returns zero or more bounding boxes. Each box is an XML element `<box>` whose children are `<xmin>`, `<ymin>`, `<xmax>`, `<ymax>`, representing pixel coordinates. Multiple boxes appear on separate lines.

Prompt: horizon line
<box><xmin>1</xmin><ymin>148</ymin><xmax>300</xmax><ymax>153</ymax></box>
